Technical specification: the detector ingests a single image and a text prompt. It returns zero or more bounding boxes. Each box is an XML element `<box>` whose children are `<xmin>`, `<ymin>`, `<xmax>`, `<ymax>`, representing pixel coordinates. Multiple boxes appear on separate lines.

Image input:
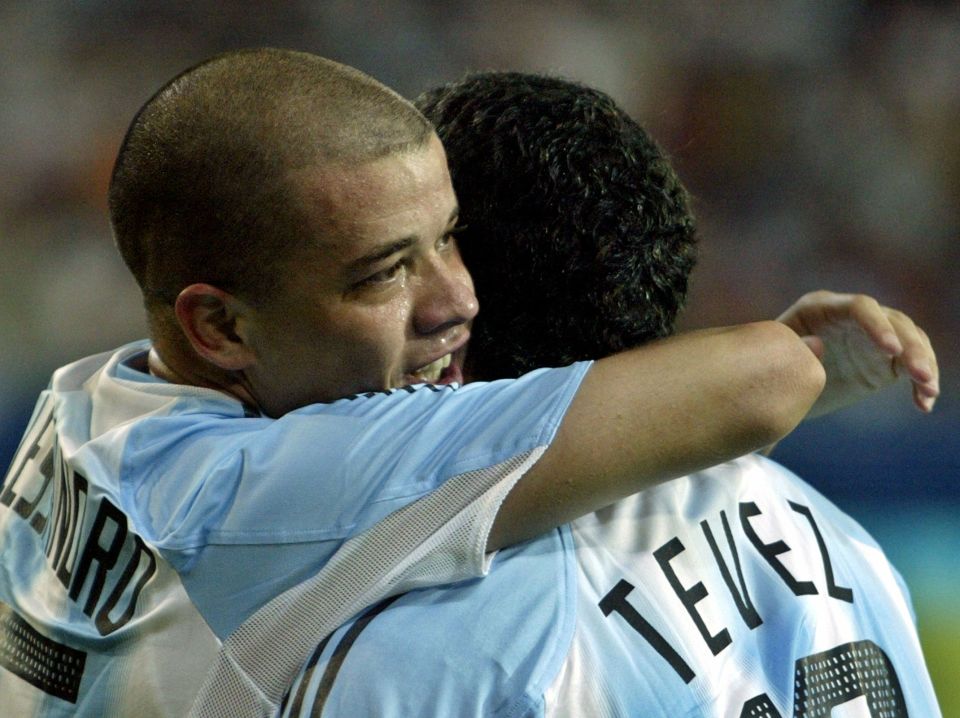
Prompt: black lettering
<box><xmin>42</xmin><ymin>451</ymin><xmax>66</xmax><ymax>557</ymax></box>
<box><xmin>2</xmin><ymin>403</ymin><xmax>159</xmax><ymax>636</ymax></box>
<box><xmin>69</xmin><ymin>498</ymin><xmax>127</xmax><ymax>618</ymax></box>
<box><xmin>10</xmin><ymin>443</ymin><xmax>54</xmax><ymax>525</ymax></box>
<box><xmin>1</xmin><ymin>396</ymin><xmax>55</xmax><ymax>510</ymax></box>
<box><xmin>599</xmin><ymin>579</ymin><xmax>695</xmax><ymax>683</ymax></box>
<box><xmin>701</xmin><ymin>512</ymin><xmax>763</xmax><ymax>630</ymax></box>
<box><xmin>739</xmin><ymin>502</ymin><xmax>816</xmax><ymax>597</ymax></box>
<box><xmin>654</xmin><ymin>537</ymin><xmax>731</xmax><ymax>656</ymax></box>
<box><xmin>95</xmin><ymin>534</ymin><xmax>157</xmax><ymax>635</ymax></box>
<box><xmin>54</xmin><ymin>471</ymin><xmax>88</xmax><ymax>590</ymax></box>
<box><xmin>27</xmin><ymin>465</ymin><xmax>54</xmax><ymax>534</ymax></box>
<box><xmin>789</xmin><ymin>501</ymin><xmax>853</xmax><ymax>603</ymax></box>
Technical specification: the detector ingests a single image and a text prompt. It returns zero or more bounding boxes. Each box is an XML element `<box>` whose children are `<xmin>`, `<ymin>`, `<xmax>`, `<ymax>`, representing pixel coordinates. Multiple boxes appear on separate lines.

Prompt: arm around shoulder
<box><xmin>488</xmin><ymin>321</ymin><xmax>825</xmax><ymax>550</ymax></box>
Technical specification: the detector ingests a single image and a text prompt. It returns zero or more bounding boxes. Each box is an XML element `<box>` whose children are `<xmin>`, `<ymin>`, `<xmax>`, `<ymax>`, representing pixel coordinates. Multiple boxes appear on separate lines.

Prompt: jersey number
<box><xmin>598</xmin><ymin>580</ymin><xmax>905</xmax><ymax>716</ymax></box>
<box><xmin>740</xmin><ymin>640</ymin><xmax>906</xmax><ymax>717</ymax></box>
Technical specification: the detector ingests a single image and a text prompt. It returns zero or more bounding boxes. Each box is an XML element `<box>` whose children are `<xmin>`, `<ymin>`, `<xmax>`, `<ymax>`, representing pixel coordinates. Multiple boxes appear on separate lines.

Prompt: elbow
<box><xmin>746</xmin><ymin>321</ymin><xmax>826</xmax><ymax>444</ymax></box>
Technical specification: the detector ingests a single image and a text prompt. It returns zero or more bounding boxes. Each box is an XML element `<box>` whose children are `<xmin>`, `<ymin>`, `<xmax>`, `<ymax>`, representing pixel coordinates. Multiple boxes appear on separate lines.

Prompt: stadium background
<box><xmin>0</xmin><ymin>1</ymin><xmax>956</xmax><ymax>711</ymax></box>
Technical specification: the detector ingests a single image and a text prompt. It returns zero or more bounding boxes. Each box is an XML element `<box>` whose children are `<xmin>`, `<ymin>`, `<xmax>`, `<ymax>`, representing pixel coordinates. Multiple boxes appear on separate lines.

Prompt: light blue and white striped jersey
<box><xmin>278</xmin><ymin>454</ymin><xmax>941</xmax><ymax>717</ymax></box>
<box><xmin>0</xmin><ymin>340</ymin><xmax>589</xmax><ymax>717</ymax></box>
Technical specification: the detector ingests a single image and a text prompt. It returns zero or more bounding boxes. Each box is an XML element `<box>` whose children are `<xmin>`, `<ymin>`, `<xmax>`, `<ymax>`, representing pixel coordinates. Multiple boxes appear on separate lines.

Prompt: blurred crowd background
<box><xmin>1</xmin><ymin>0</ymin><xmax>957</xmax><ymax>710</ymax></box>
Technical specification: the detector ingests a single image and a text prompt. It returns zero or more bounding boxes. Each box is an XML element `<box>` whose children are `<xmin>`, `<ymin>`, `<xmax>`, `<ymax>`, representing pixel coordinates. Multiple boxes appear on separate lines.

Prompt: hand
<box><xmin>777</xmin><ymin>291</ymin><xmax>939</xmax><ymax>418</ymax></box>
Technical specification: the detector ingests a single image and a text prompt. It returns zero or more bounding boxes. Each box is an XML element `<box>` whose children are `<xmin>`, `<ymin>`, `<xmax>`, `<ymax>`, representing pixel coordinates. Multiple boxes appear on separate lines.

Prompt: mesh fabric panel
<box><xmin>189</xmin><ymin>447</ymin><xmax>544</xmax><ymax>717</ymax></box>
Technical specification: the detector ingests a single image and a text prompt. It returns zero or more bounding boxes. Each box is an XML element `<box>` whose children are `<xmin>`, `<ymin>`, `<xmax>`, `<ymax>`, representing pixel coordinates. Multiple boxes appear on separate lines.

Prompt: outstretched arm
<box><xmin>488</xmin><ymin>320</ymin><xmax>825</xmax><ymax>550</ymax></box>
<box><xmin>777</xmin><ymin>291</ymin><xmax>939</xmax><ymax>417</ymax></box>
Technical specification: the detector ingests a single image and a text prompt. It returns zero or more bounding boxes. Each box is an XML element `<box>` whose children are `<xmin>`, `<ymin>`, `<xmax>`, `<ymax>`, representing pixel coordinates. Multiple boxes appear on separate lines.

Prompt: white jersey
<box><xmin>0</xmin><ymin>340</ymin><xmax>589</xmax><ymax>717</ymax></box>
<box><xmin>278</xmin><ymin>454</ymin><xmax>940</xmax><ymax>717</ymax></box>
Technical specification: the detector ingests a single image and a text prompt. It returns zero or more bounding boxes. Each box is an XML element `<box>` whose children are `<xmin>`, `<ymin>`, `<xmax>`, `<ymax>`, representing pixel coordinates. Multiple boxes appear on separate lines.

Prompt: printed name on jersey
<box><xmin>600</xmin><ymin>499</ymin><xmax>853</xmax><ymax>683</ymax></box>
<box><xmin>1</xmin><ymin>394</ymin><xmax>157</xmax><ymax>639</ymax></box>
<box><xmin>593</xmin><ymin>496</ymin><xmax>911</xmax><ymax>716</ymax></box>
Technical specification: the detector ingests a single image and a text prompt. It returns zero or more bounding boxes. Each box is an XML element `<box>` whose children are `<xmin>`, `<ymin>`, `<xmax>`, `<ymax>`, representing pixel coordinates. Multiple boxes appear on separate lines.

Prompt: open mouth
<box><xmin>410</xmin><ymin>353</ymin><xmax>453</xmax><ymax>384</ymax></box>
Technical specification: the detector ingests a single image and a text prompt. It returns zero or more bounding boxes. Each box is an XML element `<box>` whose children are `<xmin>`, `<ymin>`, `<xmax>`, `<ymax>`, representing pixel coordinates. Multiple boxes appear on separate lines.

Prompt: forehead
<box><xmin>290</xmin><ymin>134</ymin><xmax>456</xmax><ymax>262</ymax></box>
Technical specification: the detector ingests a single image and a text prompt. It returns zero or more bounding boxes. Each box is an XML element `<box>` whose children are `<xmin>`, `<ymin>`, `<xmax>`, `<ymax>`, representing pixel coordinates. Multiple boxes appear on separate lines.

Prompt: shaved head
<box><xmin>110</xmin><ymin>48</ymin><xmax>432</xmax><ymax>322</ymax></box>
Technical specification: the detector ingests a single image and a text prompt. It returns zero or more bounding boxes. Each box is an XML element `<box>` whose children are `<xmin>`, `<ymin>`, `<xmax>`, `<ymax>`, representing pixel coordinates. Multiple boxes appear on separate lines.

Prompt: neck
<box><xmin>147</xmin><ymin>346</ymin><xmax>260</xmax><ymax>411</ymax></box>
<box><xmin>146</xmin><ymin>347</ymin><xmax>183</xmax><ymax>383</ymax></box>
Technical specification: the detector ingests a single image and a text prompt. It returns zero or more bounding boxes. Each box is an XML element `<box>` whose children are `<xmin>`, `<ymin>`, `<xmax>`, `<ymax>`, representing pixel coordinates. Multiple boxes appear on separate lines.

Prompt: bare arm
<box><xmin>487</xmin><ymin>320</ymin><xmax>825</xmax><ymax>550</ymax></box>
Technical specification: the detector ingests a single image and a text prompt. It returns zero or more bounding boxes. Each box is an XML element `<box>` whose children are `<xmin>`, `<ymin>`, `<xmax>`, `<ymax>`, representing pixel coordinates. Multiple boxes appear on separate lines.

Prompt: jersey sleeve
<box><xmin>69</xmin><ymin>355</ymin><xmax>589</xmax><ymax>640</ymax></box>
<box><xmin>174</xmin><ymin>368</ymin><xmax>589</xmax><ymax>717</ymax></box>
<box><xmin>117</xmin><ymin>363</ymin><xmax>590</xmax><ymax>549</ymax></box>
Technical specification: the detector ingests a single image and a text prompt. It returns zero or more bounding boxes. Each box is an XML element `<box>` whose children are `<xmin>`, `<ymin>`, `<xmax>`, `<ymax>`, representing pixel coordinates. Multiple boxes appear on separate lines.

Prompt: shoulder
<box><xmin>281</xmin><ymin>528</ymin><xmax>574</xmax><ymax>718</ymax></box>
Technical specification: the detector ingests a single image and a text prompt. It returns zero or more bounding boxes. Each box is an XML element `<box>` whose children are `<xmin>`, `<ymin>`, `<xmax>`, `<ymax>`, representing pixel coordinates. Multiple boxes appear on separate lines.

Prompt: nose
<box><xmin>413</xmin><ymin>251</ymin><xmax>479</xmax><ymax>337</ymax></box>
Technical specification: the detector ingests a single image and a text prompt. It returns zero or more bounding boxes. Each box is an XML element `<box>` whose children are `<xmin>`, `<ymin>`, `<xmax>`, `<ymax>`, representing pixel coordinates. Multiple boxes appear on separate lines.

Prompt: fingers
<box><xmin>881</xmin><ymin>309</ymin><xmax>938</xmax><ymax>412</ymax></box>
<box><xmin>919</xmin><ymin>327</ymin><xmax>940</xmax><ymax>412</ymax></box>
<box><xmin>781</xmin><ymin>291</ymin><xmax>940</xmax><ymax>414</ymax></box>
<box><xmin>799</xmin><ymin>335</ymin><xmax>825</xmax><ymax>360</ymax></box>
<box><xmin>829</xmin><ymin>294</ymin><xmax>938</xmax><ymax>411</ymax></box>
<box><xmin>780</xmin><ymin>292</ymin><xmax>901</xmax><ymax>355</ymax></box>
<box><xmin>844</xmin><ymin>294</ymin><xmax>903</xmax><ymax>357</ymax></box>
<box><xmin>776</xmin><ymin>290</ymin><xmax>845</xmax><ymax>336</ymax></box>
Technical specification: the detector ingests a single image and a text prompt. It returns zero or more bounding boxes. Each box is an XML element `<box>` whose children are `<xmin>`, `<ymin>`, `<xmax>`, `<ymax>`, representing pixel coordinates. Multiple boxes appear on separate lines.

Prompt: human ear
<box><xmin>173</xmin><ymin>284</ymin><xmax>255</xmax><ymax>371</ymax></box>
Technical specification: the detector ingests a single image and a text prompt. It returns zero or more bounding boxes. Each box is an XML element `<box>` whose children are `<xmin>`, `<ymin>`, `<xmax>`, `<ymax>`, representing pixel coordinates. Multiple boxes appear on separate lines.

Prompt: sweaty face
<box><xmin>240</xmin><ymin>135</ymin><xmax>478</xmax><ymax>416</ymax></box>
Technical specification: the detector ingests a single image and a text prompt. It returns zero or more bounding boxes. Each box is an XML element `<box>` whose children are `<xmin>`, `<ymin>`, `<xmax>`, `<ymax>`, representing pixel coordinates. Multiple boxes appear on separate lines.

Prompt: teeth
<box><xmin>412</xmin><ymin>353</ymin><xmax>452</xmax><ymax>383</ymax></box>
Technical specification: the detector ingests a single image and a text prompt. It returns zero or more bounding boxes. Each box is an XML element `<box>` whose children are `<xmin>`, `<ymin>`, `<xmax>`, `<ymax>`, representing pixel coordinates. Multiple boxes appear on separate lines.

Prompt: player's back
<box><xmin>277</xmin><ymin>454</ymin><xmax>940</xmax><ymax>717</ymax></box>
<box><xmin>551</xmin><ymin>453</ymin><xmax>936</xmax><ymax>716</ymax></box>
<box><xmin>0</xmin><ymin>350</ymin><xmax>220</xmax><ymax>717</ymax></box>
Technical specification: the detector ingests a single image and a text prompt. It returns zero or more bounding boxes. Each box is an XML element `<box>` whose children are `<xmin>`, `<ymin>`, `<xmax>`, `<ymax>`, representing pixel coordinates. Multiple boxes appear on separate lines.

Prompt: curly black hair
<box><xmin>416</xmin><ymin>72</ymin><xmax>697</xmax><ymax>380</ymax></box>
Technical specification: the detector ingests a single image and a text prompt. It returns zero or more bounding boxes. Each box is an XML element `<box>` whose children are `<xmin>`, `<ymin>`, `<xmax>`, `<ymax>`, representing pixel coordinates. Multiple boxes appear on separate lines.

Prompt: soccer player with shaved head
<box><xmin>264</xmin><ymin>73</ymin><xmax>940</xmax><ymax>718</ymax></box>
<box><xmin>0</xmin><ymin>51</ymin><xmax>933</xmax><ymax>716</ymax></box>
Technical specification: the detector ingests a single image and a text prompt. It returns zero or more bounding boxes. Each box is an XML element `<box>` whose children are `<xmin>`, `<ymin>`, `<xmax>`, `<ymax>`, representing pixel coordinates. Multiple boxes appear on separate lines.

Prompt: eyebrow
<box><xmin>348</xmin><ymin>237</ymin><xmax>417</xmax><ymax>273</ymax></box>
<box><xmin>347</xmin><ymin>206</ymin><xmax>460</xmax><ymax>273</ymax></box>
